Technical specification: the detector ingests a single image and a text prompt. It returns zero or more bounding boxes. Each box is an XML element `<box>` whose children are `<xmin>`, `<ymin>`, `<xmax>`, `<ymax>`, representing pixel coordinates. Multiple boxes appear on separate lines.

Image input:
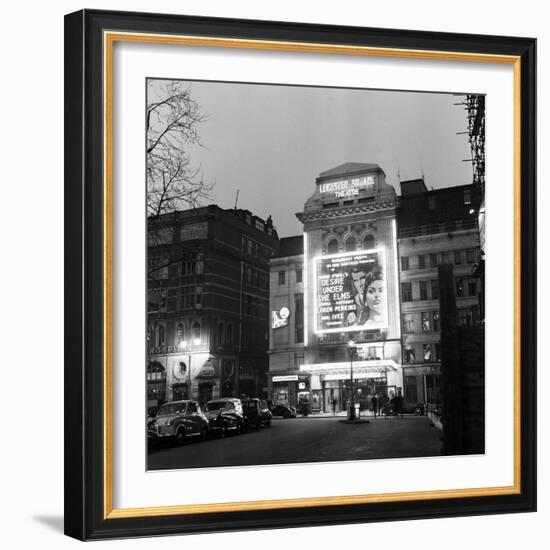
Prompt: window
<box><xmin>441</xmin><ymin>251</ymin><xmax>452</xmax><ymax>264</ymax></box>
<box><xmin>421</xmin><ymin>312</ymin><xmax>431</xmax><ymax>332</ymax></box>
<box><xmin>278</xmin><ymin>271</ymin><xmax>286</xmax><ymax>285</ymax></box>
<box><xmin>294</xmin><ymin>353</ymin><xmax>304</xmax><ymax>368</ymax></box>
<box><xmin>363</xmin><ymin>234</ymin><xmax>375</xmax><ymax>250</ymax></box>
<box><xmin>180</xmin><ymin>286</ymin><xmax>193</xmax><ymax>309</ymax></box>
<box><xmin>467</xmin><ymin>277</ymin><xmax>477</xmax><ymax>297</ymax></box>
<box><xmin>401</xmin><ymin>282</ymin><xmax>413</xmax><ymax>302</ymax></box>
<box><xmin>295</xmin><ymin>293</ymin><xmax>304</xmax><ymax>343</ymax></box>
<box><xmin>195</xmin><ymin>286</ymin><xmax>202</xmax><ymax>307</ymax></box>
<box><xmin>428</xmin><ymin>195</ymin><xmax>436</xmax><ymax>210</ymax></box>
<box><xmin>345</xmin><ymin>236</ymin><xmax>356</xmax><ymax>252</ymax></box>
<box><xmin>217</xmin><ymin>322</ymin><xmax>224</xmax><ymax>345</ymax></box>
<box><xmin>405</xmin><ymin>376</ymin><xmax>418</xmax><ymax>403</ymax></box>
<box><xmin>175</xmin><ymin>323</ymin><xmax>185</xmax><ymax>346</ymax></box>
<box><xmin>419</xmin><ymin>281</ymin><xmax>428</xmax><ymax>300</ymax></box>
<box><xmin>455</xmin><ymin>277</ymin><xmax>464</xmax><ymax>297</ymax></box>
<box><xmin>402</xmin><ymin>313</ymin><xmax>414</xmax><ymax>333</ymax></box>
<box><xmin>464</xmin><ymin>189</ymin><xmax>472</xmax><ymax>205</ymax></box>
<box><xmin>418</xmin><ymin>255</ymin><xmax>426</xmax><ymax>269</ymax></box>
<box><xmin>327</xmin><ymin>239</ymin><xmax>339</xmax><ymax>254</ymax></box>
<box><xmin>431</xmin><ymin>279</ymin><xmax>439</xmax><ymax>300</ymax></box>
<box><xmin>401</xmin><ymin>256</ymin><xmax>409</xmax><ymax>271</ymax></box>
<box><xmin>226</xmin><ymin>323</ymin><xmax>233</xmax><ymax>344</ymax></box>
<box><xmin>458</xmin><ymin>306</ymin><xmax>478</xmax><ymax>327</ymax></box>
<box><xmin>435</xmin><ymin>343</ymin><xmax>442</xmax><ymax>362</ymax></box>
<box><xmin>454</xmin><ymin>250</ymin><xmax>463</xmax><ymax>264</ymax></box>
<box><xmin>433</xmin><ymin>311</ymin><xmax>441</xmax><ymax>331</ymax></box>
<box><xmin>466</xmin><ymin>248</ymin><xmax>476</xmax><ymax>263</ymax></box>
<box><xmin>192</xmin><ymin>321</ymin><xmax>201</xmax><ymax>342</ymax></box>
<box><xmin>423</xmin><ymin>344</ymin><xmax>432</xmax><ymax>362</ymax></box>
<box><xmin>155</xmin><ymin>323</ymin><xmax>165</xmax><ymax>347</ymax></box>
<box><xmin>296</xmin><ymin>267</ymin><xmax>303</xmax><ymax>283</ymax></box>
<box><xmin>429</xmin><ymin>253</ymin><xmax>438</xmax><ymax>268</ymax></box>
<box><xmin>404</xmin><ymin>348</ymin><xmax>416</xmax><ymax>363</ymax></box>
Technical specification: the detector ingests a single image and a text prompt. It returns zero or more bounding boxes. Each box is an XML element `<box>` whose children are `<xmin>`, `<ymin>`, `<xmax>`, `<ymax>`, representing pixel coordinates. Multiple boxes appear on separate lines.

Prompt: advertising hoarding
<box><xmin>314</xmin><ymin>249</ymin><xmax>388</xmax><ymax>334</ymax></box>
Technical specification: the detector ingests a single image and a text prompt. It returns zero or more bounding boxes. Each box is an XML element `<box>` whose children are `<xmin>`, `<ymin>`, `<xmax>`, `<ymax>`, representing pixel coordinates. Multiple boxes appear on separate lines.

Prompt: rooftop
<box><xmin>317</xmin><ymin>162</ymin><xmax>382</xmax><ymax>181</ymax></box>
<box><xmin>273</xmin><ymin>235</ymin><xmax>303</xmax><ymax>258</ymax></box>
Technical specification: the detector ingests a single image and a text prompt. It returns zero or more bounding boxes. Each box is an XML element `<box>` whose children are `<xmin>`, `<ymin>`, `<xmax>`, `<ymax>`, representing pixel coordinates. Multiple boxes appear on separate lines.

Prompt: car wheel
<box><xmin>175</xmin><ymin>428</ymin><xmax>185</xmax><ymax>446</ymax></box>
<box><xmin>220</xmin><ymin>424</ymin><xmax>227</xmax><ymax>438</ymax></box>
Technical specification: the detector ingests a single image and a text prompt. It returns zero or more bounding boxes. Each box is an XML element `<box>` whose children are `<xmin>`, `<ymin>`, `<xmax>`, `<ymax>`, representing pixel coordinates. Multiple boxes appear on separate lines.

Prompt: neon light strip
<box><xmin>303</xmin><ymin>231</ymin><xmax>308</xmax><ymax>346</ymax></box>
<box><xmin>299</xmin><ymin>359</ymin><xmax>399</xmax><ymax>371</ymax></box>
<box><xmin>392</xmin><ymin>219</ymin><xmax>401</xmax><ymax>339</ymax></box>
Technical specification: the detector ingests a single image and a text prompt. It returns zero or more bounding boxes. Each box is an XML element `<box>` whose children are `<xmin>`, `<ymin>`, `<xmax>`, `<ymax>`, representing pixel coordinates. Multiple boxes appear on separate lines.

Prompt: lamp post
<box><xmin>179</xmin><ymin>340</ymin><xmax>192</xmax><ymax>399</ymax></box>
<box><xmin>348</xmin><ymin>339</ymin><xmax>356</xmax><ymax>421</ymax></box>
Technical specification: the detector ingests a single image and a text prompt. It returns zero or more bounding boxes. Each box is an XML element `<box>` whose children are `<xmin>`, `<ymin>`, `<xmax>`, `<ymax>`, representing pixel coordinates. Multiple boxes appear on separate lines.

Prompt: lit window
<box><xmin>421</xmin><ymin>312</ymin><xmax>431</xmax><ymax>332</ymax></box>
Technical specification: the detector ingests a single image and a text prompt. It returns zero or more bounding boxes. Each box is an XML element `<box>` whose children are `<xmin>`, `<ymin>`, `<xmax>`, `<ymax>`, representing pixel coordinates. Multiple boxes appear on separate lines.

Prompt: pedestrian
<box><xmin>331</xmin><ymin>397</ymin><xmax>337</xmax><ymax>415</ymax></box>
<box><xmin>371</xmin><ymin>394</ymin><xmax>379</xmax><ymax>418</ymax></box>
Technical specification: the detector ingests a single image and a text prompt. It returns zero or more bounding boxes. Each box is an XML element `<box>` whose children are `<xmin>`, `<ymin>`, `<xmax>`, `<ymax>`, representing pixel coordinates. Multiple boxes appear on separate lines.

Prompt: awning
<box><xmin>299</xmin><ymin>359</ymin><xmax>400</xmax><ymax>379</ymax></box>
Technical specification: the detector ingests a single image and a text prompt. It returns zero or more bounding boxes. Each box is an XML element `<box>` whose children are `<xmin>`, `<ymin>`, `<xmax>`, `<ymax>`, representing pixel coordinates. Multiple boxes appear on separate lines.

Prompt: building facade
<box><xmin>397</xmin><ymin>178</ymin><xmax>482</xmax><ymax>409</ymax></box>
<box><xmin>268</xmin><ymin>164</ymin><xmax>483</xmax><ymax>414</ymax></box>
<box><xmin>269</xmin><ymin>163</ymin><xmax>403</xmax><ymax>413</ymax></box>
<box><xmin>147</xmin><ymin>205</ymin><xmax>279</xmax><ymax>408</ymax></box>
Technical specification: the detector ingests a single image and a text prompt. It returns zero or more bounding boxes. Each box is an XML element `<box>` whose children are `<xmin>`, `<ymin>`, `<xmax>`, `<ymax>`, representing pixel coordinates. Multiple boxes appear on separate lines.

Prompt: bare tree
<box><xmin>146</xmin><ymin>81</ymin><xmax>213</xmax><ymax>287</ymax></box>
<box><xmin>147</xmin><ymin>80</ymin><xmax>213</xmax><ymax>218</ymax></box>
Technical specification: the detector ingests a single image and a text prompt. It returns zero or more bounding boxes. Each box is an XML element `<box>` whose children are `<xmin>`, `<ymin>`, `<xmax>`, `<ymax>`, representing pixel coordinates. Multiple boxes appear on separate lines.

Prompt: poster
<box><xmin>314</xmin><ymin>249</ymin><xmax>388</xmax><ymax>334</ymax></box>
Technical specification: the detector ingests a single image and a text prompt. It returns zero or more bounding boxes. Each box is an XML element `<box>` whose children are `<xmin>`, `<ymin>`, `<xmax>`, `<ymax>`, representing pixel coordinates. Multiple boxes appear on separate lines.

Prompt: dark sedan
<box><xmin>242</xmin><ymin>398</ymin><xmax>272</xmax><ymax>430</ymax></box>
<box><xmin>270</xmin><ymin>403</ymin><xmax>297</xmax><ymax>418</ymax></box>
<box><xmin>204</xmin><ymin>398</ymin><xmax>244</xmax><ymax>436</ymax></box>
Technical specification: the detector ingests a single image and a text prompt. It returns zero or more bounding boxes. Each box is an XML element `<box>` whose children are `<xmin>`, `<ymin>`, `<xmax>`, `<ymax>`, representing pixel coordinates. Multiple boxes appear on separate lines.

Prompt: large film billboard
<box><xmin>314</xmin><ymin>249</ymin><xmax>388</xmax><ymax>334</ymax></box>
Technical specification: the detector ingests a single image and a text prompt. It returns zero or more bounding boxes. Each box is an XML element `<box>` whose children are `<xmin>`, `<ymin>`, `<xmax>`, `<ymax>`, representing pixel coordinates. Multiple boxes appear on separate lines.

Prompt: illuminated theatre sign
<box><xmin>314</xmin><ymin>249</ymin><xmax>388</xmax><ymax>334</ymax></box>
<box><xmin>318</xmin><ymin>176</ymin><xmax>375</xmax><ymax>198</ymax></box>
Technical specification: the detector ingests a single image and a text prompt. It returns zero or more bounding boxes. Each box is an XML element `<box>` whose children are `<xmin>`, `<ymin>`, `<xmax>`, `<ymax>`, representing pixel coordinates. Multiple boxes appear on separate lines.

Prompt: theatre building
<box><xmin>397</xmin><ymin>178</ymin><xmax>482</xmax><ymax>409</ymax></box>
<box><xmin>147</xmin><ymin>205</ymin><xmax>279</xmax><ymax>408</ymax></box>
<box><xmin>268</xmin><ymin>163</ymin><xmax>403</xmax><ymax>413</ymax></box>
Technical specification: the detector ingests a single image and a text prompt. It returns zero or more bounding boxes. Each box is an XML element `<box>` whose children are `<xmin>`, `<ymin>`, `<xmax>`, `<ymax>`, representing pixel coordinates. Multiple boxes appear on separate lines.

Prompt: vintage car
<box><xmin>241</xmin><ymin>398</ymin><xmax>272</xmax><ymax>430</ymax></box>
<box><xmin>270</xmin><ymin>403</ymin><xmax>297</xmax><ymax>418</ymax></box>
<box><xmin>203</xmin><ymin>398</ymin><xmax>244</xmax><ymax>436</ymax></box>
<box><xmin>148</xmin><ymin>400</ymin><xmax>208</xmax><ymax>445</ymax></box>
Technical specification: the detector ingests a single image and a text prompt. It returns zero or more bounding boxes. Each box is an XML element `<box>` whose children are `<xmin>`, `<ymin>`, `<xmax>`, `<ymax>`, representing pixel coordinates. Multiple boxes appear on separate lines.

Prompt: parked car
<box><xmin>241</xmin><ymin>398</ymin><xmax>272</xmax><ymax>430</ymax></box>
<box><xmin>270</xmin><ymin>404</ymin><xmax>297</xmax><ymax>418</ymax></box>
<box><xmin>204</xmin><ymin>398</ymin><xmax>244</xmax><ymax>436</ymax></box>
<box><xmin>148</xmin><ymin>400</ymin><xmax>208</xmax><ymax>445</ymax></box>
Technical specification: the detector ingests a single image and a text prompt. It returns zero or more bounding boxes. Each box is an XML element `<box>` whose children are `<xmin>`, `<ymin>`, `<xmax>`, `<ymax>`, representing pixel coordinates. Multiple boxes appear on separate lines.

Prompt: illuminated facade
<box><xmin>269</xmin><ymin>163</ymin><xmax>403</xmax><ymax>412</ymax></box>
<box><xmin>268</xmin><ymin>166</ymin><xmax>483</xmax><ymax>413</ymax></box>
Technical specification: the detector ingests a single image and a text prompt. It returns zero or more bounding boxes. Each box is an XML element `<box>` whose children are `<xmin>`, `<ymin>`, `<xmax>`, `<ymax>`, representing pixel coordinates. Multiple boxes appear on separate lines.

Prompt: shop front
<box><xmin>270</xmin><ymin>373</ymin><xmax>311</xmax><ymax>409</ymax></box>
<box><xmin>300</xmin><ymin>360</ymin><xmax>402</xmax><ymax>414</ymax></box>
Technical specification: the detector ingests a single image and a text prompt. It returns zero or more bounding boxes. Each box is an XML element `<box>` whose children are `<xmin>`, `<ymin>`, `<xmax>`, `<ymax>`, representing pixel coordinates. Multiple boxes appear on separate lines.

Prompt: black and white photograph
<box><xmin>145</xmin><ymin>78</ymin><xmax>486</xmax><ymax>471</ymax></box>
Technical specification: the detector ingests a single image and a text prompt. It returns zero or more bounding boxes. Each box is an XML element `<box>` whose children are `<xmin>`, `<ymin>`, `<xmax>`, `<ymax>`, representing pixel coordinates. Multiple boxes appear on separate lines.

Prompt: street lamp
<box><xmin>179</xmin><ymin>340</ymin><xmax>192</xmax><ymax>399</ymax></box>
<box><xmin>348</xmin><ymin>339</ymin><xmax>356</xmax><ymax>421</ymax></box>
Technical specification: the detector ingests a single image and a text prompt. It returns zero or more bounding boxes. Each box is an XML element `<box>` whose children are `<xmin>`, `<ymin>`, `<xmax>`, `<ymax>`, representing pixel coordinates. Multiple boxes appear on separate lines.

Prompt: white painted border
<box><xmin>113</xmin><ymin>41</ymin><xmax>514</xmax><ymax>509</ymax></box>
